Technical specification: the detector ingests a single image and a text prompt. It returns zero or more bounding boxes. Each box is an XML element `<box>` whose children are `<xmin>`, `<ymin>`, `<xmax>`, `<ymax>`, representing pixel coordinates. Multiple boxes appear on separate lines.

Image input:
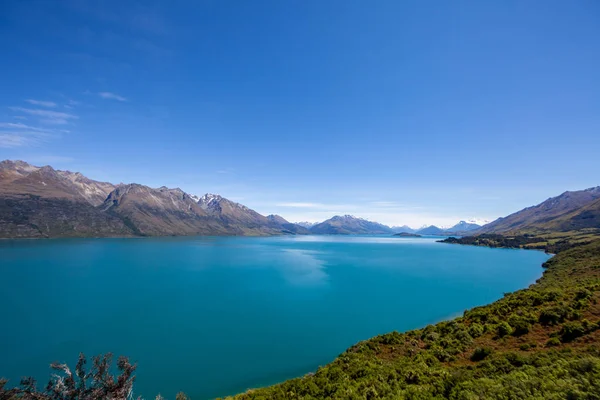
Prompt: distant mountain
<box><xmin>391</xmin><ymin>225</ymin><xmax>417</xmax><ymax>234</ymax></box>
<box><xmin>309</xmin><ymin>215</ymin><xmax>394</xmax><ymax>234</ymax></box>
<box><xmin>446</xmin><ymin>220</ymin><xmax>482</xmax><ymax>233</ymax></box>
<box><xmin>477</xmin><ymin>187</ymin><xmax>600</xmax><ymax>234</ymax></box>
<box><xmin>0</xmin><ymin>160</ymin><xmax>305</xmax><ymax>238</ymax></box>
<box><xmin>267</xmin><ymin>215</ymin><xmax>311</xmax><ymax>234</ymax></box>
<box><xmin>295</xmin><ymin>221</ymin><xmax>317</xmax><ymax>229</ymax></box>
<box><xmin>416</xmin><ymin>225</ymin><xmax>445</xmax><ymax>235</ymax></box>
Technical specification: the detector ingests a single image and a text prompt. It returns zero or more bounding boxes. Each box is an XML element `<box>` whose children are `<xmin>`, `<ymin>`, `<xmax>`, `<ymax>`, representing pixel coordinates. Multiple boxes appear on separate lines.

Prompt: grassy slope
<box><xmin>226</xmin><ymin>238</ymin><xmax>600</xmax><ymax>399</ymax></box>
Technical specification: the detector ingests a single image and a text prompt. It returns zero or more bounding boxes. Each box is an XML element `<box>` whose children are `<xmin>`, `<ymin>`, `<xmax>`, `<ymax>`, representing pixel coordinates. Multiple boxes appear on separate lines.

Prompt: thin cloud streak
<box><xmin>98</xmin><ymin>92</ymin><xmax>127</xmax><ymax>101</ymax></box>
<box><xmin>0</xmin><ymin>122</ymin><xmax>55</xmax><ymax>132</ymax></box>
<box><xmin>25</xmin><ymin>99</ymin><xmax>57</xmax><ymax>107</ymax></box>
<box><xmin>0</xmin><ymin>131</ymin><xmax>51</xmax><ymax>148</ymax></box>
<box><xmin>8</xmin><ymin>107</ymin><xmax>78</xmax><ymax>125</ymax></box>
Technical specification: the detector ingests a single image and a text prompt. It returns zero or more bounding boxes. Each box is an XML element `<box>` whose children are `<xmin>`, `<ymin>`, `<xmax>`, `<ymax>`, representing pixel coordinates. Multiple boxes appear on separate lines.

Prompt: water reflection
<box><xmin>279</xmin><ymin>235</ymin><xmax>441</xmax><ymax>245</ymax></box>
<box><xmin>279</xmin><ymin>249</ymin><xmax>328</xmax><ymax>285</ymax></box>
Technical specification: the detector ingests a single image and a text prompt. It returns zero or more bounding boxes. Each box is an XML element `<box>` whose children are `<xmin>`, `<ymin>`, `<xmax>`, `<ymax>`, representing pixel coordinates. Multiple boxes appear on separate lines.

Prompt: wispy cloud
<box><xmin>63</xmin><ymin>99</ymin><xmax>80</xmax><ymax>109</ymax></box>
<box><xmin>98</xmin><ymin>92</ymin><xmax>127</xmax><ymax>101</ymax></box>
<box><xmin>0</xmin><ymin>131</ymin><xmax>51</xmax><ymax>148</ymax></box>
<box><xmin>8</xmin><ymin>107</ymin><xmax>78</xmax><ymax>125</ymax></box>
<box><xmin>0</xmin><ymin>133</ymin><xmax>34</xmax><ymax>148</ymax></box>
<box><xmin>25</xmin><ymin>99</ymin><xmax>57</xmax><ymax>107</ymax></box>
<box><xmin>0</xmin><ymin>122</ymin><xmax>56</xmax><ymax>132</ymax></box>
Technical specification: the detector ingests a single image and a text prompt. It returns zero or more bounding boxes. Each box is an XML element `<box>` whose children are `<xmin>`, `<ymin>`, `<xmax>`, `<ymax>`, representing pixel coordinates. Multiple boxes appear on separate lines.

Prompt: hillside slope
<box><xmin>478</xmin><ymin>187</ymin><xmax>600</xmax><ymax>234</ymax></box>
<box><xmin>0</xmin><ymin>161</ymin><xmax>132</xmax><ymax>238</ymax></box>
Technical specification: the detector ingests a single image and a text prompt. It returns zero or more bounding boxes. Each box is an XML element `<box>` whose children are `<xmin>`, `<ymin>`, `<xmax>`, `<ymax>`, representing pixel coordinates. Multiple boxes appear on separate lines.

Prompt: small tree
<box><xmin>1</xmin><ymin>353</ymin><xmax>138</xmax><ymax>400</ymax></box>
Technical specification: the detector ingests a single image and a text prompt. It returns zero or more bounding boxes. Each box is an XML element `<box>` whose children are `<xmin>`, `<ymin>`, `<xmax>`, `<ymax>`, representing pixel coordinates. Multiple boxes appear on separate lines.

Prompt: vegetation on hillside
<box><xmin>224</xmin><ymin>237</ymin><xmax>600</xmax><ymax>399</ymax></box>
<box><xmin>440</xmin><ymin>230</ymin><xmax>600</xmax><ymax>253</ymax></box>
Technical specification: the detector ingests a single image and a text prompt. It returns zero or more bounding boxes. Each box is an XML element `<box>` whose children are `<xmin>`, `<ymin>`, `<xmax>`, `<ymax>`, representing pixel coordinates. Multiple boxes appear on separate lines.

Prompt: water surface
<box><xmin>0</xmin><ymin>235</ymin><xmax>550</xmax><ymax>399</ymax></box>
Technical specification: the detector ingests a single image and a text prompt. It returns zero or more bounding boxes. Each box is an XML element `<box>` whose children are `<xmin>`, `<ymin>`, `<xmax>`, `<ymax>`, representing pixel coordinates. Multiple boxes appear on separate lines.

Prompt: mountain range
<box><xmin>2</xmin><ymin>160</ymin><xmax>597</xmax><ymax>239</ymax></box>
<box><xmin>0</xmin><ymin>160</ymin><xmax>300</xmax><ymax>238</ymax></box>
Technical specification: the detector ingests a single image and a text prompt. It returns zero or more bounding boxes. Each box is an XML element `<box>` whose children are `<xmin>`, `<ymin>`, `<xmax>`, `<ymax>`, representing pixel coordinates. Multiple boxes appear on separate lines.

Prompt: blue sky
<box><xmin>1</xmin><ymin>1</ymin><xmax>599</xmax><ymax>227</ymax></box>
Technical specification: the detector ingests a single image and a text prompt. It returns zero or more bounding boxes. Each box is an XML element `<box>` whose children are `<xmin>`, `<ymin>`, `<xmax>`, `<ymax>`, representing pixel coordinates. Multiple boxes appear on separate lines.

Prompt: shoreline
<box><xmin>225</xmin><ymin>238</ymin><xmax>600</xmax><ymax>399</ymax></box>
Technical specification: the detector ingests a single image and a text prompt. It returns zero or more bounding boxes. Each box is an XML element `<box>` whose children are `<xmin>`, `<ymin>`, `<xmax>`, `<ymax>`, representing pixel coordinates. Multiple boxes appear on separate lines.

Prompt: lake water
<box><xmin>0</xmin><ymin>235</ymin><xmax>550</xmax><ymax>399</ymax></box>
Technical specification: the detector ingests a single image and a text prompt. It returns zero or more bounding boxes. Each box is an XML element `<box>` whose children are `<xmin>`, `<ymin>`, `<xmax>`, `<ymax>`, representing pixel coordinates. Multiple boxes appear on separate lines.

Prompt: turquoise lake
<box><xmin>0</xmin><ymin>235</ymin><xmax>550</xmax><ymax>399</ymax></box>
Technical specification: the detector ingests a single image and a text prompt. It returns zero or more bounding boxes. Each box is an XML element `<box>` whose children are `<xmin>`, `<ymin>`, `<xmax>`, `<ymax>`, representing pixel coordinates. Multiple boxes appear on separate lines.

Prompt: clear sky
<box><xmin>1</xmin><ymin>1</ymin><xmax>599</xmax><ymax>227</ymax></box>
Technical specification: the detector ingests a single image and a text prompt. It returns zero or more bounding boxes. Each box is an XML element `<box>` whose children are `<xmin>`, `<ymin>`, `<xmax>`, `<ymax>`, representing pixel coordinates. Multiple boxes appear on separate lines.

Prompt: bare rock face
<box><xmin>56</xmin><ymin>170</ymin><xmax>115</xmax><ymax>206</ymax></box>
<box><xmin>102</xmin><ymin>184</ymin><xmax>225</xmax><ymax>236</ymax></box>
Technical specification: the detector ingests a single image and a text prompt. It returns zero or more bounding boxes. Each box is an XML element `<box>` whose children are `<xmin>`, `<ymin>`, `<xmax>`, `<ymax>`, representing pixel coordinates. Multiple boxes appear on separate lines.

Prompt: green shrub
<box><xmin>496</xmin><ymin>321</ymin><xmax>513</xmax><ymax>337</ymax></box>
<box><xmin>468</xmin><ymin>323</ymin><xmax>484</xmax><ymax>338</ymax></box>
<box><xmin>471</xmin><ymin>347</ymin><xmax>492</xmax><ymax>361</ymax></box>
<box><xmin>546</xmin><ymin>337</ymin><xmax>561</xmax><ymax>347</ymax></box>
<box><xmin>539</xmin><ymin>305</ymin><xmax>570</xmax><ymax>326</ymax></box>
<box><xmin>575</xmin><ymin>288</ymin><xmax>592</xmax><ymax>300</ymax></box>
<box><xmin>454</xmin><ymin>329</ymin><xmax>473</xmax><ymax>346</ymax></box>
<box><xmin>508</xmin><ymin>316</ymin><xmax>531</xmax><ymax>336</ymax></box>
<box><xmin>560</xmin><ymin>322</ymin><xmax>586</xmax><ymax>343</ymax></box>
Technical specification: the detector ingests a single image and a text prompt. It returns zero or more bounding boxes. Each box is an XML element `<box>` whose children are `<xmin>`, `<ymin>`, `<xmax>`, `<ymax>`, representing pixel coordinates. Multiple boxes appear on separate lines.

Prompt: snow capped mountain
<box><xmin>466</xmin><ymin>218</ymin><xmax>490</xmax><ymax>226</ymax></box>
<box><xmin>295</xmin><ymin>221</ymin><xmax>317</xmax><ymax>228</ymax></box>
<box><xmin>197</xmin><ymin>193</ymin><xmax>223</xmax><ymax>209</ymax></box>
<box><xmin>447</xmin><ymin>220</ymin><xmax>482</xmax><ymax>233</ymax></box>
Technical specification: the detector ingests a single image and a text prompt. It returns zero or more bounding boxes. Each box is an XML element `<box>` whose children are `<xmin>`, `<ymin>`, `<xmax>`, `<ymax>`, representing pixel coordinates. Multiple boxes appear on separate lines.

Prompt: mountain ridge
<box><xmin>0</xmin><ymin>161</ymin><xmax>304</xmax><ymax>238</ymax></box>
<box><xmin>476</xmin><ymin>186</ymin><xmax>600</xmax><ymax>235</ymax></box>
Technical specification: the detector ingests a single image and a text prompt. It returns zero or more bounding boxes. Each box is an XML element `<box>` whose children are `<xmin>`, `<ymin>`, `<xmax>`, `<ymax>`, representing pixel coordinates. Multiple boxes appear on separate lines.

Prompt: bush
<box><xmin>468</xmin><ymin>323</ymin><xmax>484</xmax><ymax>338</ymax></box>
<box><xmin>539</xmin><ymin>306</ymin><xmax>570</xmax><ymax>326</ymax></box>
<box><xmin>575</xmin><ymin>288</ymin><xmax>592</xmax><ymax>300</ymax></box>
<box><xmin>471</xmin><ymin>347</ymin><xmax>492</xmax><ymax>361</ymax></box>
<box><xmin>454</xmin><ymin>329</ymin><xmax>474</xmax><ymax>346</ymax></box>
<box><xmin>496</xmin><ymin>321</ymin><xmax>513</xmax><ymax>337</ymax></box>
<box><xmin>560</xmin><ymin>322</ymin><xmax>586</xmax><ymax>343</ymax></box>
<box><xmin>546</xmin><ymin>337</ymin><xmax>561</xmax><ymax>347</ymax></box>
<box><xmin>508</xmin><ymin>316</ymin><xmax>531</xmax><ymax>336</ymax></box>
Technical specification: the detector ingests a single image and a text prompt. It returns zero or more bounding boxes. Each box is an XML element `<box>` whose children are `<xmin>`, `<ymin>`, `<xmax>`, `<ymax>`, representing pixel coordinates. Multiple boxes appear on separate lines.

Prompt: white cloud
<box><xmin>98</xmin><ymin>92</ymin><xmax>127</xmax><ymax>101</ymax></box>
<box><xmin>25</xmin><ymin>99</ymin><xmax>57</xmax><ymax>107</ymax></box>
<box><xmin>8</xmin><ymin>107</ymin><xmax>78</xmax><ymax>125</ymax></box>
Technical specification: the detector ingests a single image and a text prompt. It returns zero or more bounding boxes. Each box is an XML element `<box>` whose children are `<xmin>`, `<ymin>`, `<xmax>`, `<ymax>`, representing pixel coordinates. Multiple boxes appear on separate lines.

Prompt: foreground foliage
<box><xmin>227</xmin><ymin>238</ymin><xmax>600</xmax><ymax>399</ymax></box>
<box><xmin>0</xmin><ymin>353</ymin><xmax>137</xmax><ymax>399</ymax></box>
